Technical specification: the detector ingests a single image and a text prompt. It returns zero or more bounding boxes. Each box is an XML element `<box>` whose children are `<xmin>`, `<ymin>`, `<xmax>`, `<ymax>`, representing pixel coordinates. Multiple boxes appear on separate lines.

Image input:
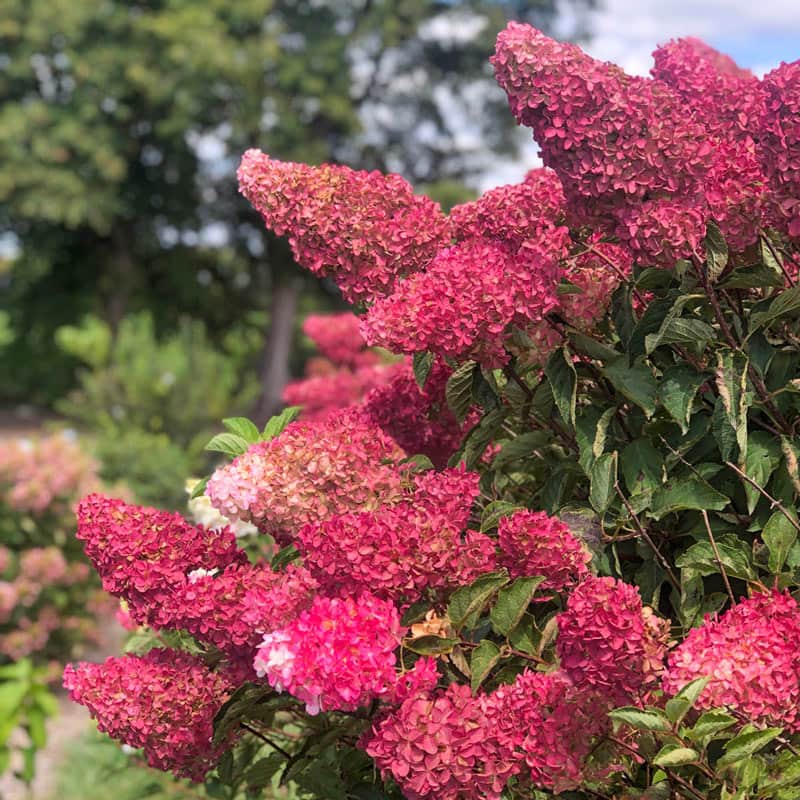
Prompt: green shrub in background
<box><xmin>55</xmin><ymin>312</ymin><xmax>258</xmax><ymax>508</ymax></box>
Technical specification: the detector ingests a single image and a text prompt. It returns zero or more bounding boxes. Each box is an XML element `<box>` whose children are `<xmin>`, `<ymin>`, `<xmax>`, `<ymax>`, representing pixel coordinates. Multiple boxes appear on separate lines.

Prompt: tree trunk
<box><xmin>253</xmin><ymin>277</ymin><xmax>300</xmax><ymax>424</ymax></box>
<box><xmin>106</xmin><ymin>230</ymin><xmax>136</xmax><ymax>336</ymax></box>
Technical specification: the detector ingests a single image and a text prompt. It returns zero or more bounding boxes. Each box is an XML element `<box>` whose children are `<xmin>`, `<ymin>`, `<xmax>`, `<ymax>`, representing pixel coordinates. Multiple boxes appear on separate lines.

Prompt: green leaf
<box><xmin>262</xmin><ymin>406</ymin><xmax>301</xmax><ymax>440</ymax></box>
<box><xmin>245</xmin><ymin>754</ymin><xmax>285</xmax><ymax>789</ymax></box>
<box><xmin>658</xmin><ymin>365</ymin><xmax>706</xmax><ymax>434</ymax></box>
<box><xmin>720</xmin><ymin>264</ymin><xmax>784</xmax><ymax>290</ymax></box>
<box><xmin>412</xmin><ymin>351</ymin><xmax>434</xmax><ymax>389</ymax></box>
<box><xmin>480</xmin><ymin>501</ymin><xmax>523</xmax><ymax>533</ymax></box>
<box><xmin>405</xmin><ymin>636</ymin><xmax>460</xmax><ymax>656</ymax></box>
<box><xmin>26</xmin><ymin>707</ymin><xmax>47</xmax><ymax>749</ymax></box>
<box><xmin>490</xmin><ymin>576</ymin><xmax>545</xmax><ymax>635</ymax></box>
<box><xmin>743</xmin><ymin>432</ymin><xmax>782</xmax><ymax>514</ymax></box>
<box><xmin>643</xmin><ymin>293</ymin><xmax>706</xmax><ymax>354</ymax></box>
<box><xmin>665</xmin><ymin>677</ymin><xmax>710</xmax><ymax>724</ymax></box>
<box><xmin>705</xmin><ymin>221</ymin><xmax>729</xmax><ymax>283</ymax></box>
<box><xmin>687</xmin><ymin>710</ymin><xmax>737</xmax><ymax>742</ymax></box>
<box><xmin>609</xmin><ymin>707</ymin><xmax>672</xmax><ymax>733</ymax></box>
<box><xmin>447</xmin><ymin>572</ymin><xmax>509</xmax><ymax>632</ymax></box>
<box><xmin>493</xmin><ymin>431</ymin><xmax>550</xmax><ymax>468</ymax></box>
<box><xmin>602</xmin><ymin>358</ymin><xmax>657</xmax><ymax>417</ymax></box>
<box><xmin>222</xmin><ymin>417</ymin><xmax>260</xmax><ymax>444</ymax></box>
<box><xmin>589</xmin><ymin>451</ymin><xmax>618</xmax><ymax>513</ymax></box>
<box><xmin>676</xmin><ymin>533</ymin><xmax>756</xmax><ymax>580</ymax></box>
<box><xmin>750</xmin><ymin>284</ymin><xmax>800</xmax><ymax>335</ymax></box>
<box><xmin>470</xmin><ymin>640</ymin><xmax>502</xmax><ymax>693</ymax></box>
<box><xmin>205</xmin><ymin>432</ymin><xmax>250</xmax><ymax>458</ymax></box>
<box><xmin>544</xmin><ymin>346</ymin><xmax>577</xmax><ymax>428</ymax></box>
<box><xmin>714</xmin><ymin>350</ymin><xmax>750</xmax><ymax>465</ymax></box>
<box><xmin>650</xmin><ymin>475</ymin><xmax>729</xmax><ymax>520</ymax></box>
<box><xmin>189</xmin><ymin>476</ymin><xmax>209</xmax><ymax>499</ymax></box>
<box><xmin>621</xmin><ymin>438</ymin><xmax>664</xmax><ymax>494</ymax></box>
<box><xmin>271</xmin><ymin>544</ymin><xmax>300</xmax><ymax>571</ymax></box>
<box><xmin>718</xmin><ymin>727</ymin><xmax>783</xmax><ymax>768</ymax></box>
<box><xmin>653</xmin><ymin>745</ymin><xmax>700</xmax><ymax>767</ymax></box>
<box><xmin>446</xmin><ymin>361</ymin><xmax>477</xmax><ymax>424</ymax></box>
<box><xmin>763</xmin><ymin>510</ymin><xmax>799</xmax><ymax>572</ymax></box>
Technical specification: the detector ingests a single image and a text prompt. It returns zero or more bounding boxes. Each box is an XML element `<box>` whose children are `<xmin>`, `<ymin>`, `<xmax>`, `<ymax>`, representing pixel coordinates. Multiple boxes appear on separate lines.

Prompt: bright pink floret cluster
<box><xmin>759</xmin><ymin>61</ymin><xmax>800</xmax><ymax>237</ymax></box>
<box><xmin>76</xmin><ymin>494</ymin><xmax>246</xmax><ymax>621</ymax></box>
<box><xmin>254</xmin><ymin>593</ymin><xmax>403</xmax><ymax>715</ymax></box>
<box><xmin>237</xmin><ymin>150</ymin><xmax>450</xmax><ymax>303</ymax></box>
<box><xmin>484</xmin><ymin>669</ymin><xmax>612</xmax><ymax>793</ymax></box>
<box><xmin>296</xmin><ymin>469</ymin><xmax>494</xmax><ymax>606</ymax></box>
<box><xmin>363</xmin><ymin>682</ymin><xmax>516</xmax><ymax>800</ymax></box>
<box><xmin>664</xmin><ymin>591</ymin><xmax>800</xmax><ymax>731</ymax></box>
<box><xmin>556</xmin><ymin>576</ymin><xmax>668</xmax><ymax>703</ymax></box>
<box><xmin>63</xmin><ymin>649</ymin><xmax>235</xmax><ymax>781</ymax></box>
<box><xmin>205</xmin><ymin>411</ymin><xmax>408</xmax><ymax>542</ymax></box>
<box><xmin>302</xmin><ymin>313</ymin><xmax>366</xmax><ymax>365</ymax></box>
<box><xmin>497</xmin><ymin>510</ymin><xmax>591</xmax><ymax>594</ymax></box>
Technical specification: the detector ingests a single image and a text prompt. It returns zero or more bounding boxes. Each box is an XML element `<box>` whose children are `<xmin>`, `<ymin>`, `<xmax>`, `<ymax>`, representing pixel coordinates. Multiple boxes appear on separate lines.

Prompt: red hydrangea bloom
<box><xmin>651</xmin><ymin>38</ymin><xmax>765</xmax><ymax>140</ymax></box>
<box><xmin>362</xmin><ymin>236</ymin><xmax>565</xmax><ymax>366</ymax></box>
<box><xmin>63</xmin><ymin>649</ymin><xmax>235</xmax><ymax>781</ymax></box>
<box><xmin>493</xmin><ymin>24</ymin><xmax>712</xmax><ymax>237</ymax></box>
<box><xmin>389</xmin><ymin>657</ymin><xmax>440</xmax><ymax>705</ymax></box>
<box><xmin>664</xmin><ymin>591</ymin><xmax>800</xmax><ymax>731</ymax></box>
<box><xmin>497</xmin><ymin>510</ymin><xmax>591</xmax><ymax>594</ymax></box>
<box><xmin>76</xmin><ymin>494</ymin><xmax>246</xmax><ymax>620</ymax></box>
<box><xmin>449</xmin><ymin>167</ymin><xmax>565</xmax><ymax>245</ymax></box>
<box><xmin>556</xmin><ymin>576</ymin><xmax>669</xmax><ymax>703</ymax></box>
<box><xmin>296</xmin><ymin>469</ymin><xmax>495</xmax><ymax>606</ymax></box>
<box><xmin>205</xmin><ymin>410</ymin><xmax>408</xmax><ymax>543</ymax></box>
<box><xmin>363</xmin><ymin>683</ymin><xmax>516</xmax><ymax>800</ymax></box>
<box><xmin>156</xmin><ymin>562</ymin><xmax>317</xmax><ymax>655</ymax></box>
<box><xmin>253</xmin><ymin>593</ymin><xmax>403</xmax><ymax>715</ymax></box>
<box><xmin>484</xmin><ymin>669</ymin><xmax>613</xmax><ymax>793</ymax></box>
<box><xmin>237</xmin><ymin>150</ymin><xmax>450</xmax><ymax>303</ymax></box>
<box><xmin>357</xmin><ymin>359</ymin><xmax>474</xmax><ymax>468</ymax></box>
<box><xmin>301</xmin><ymin>313</ymin><xmax>366</xmax><ymax>365</ymax></box>
<box><xmin>283</xmin><ymin>361</ymin><xmax>402</xmax><ymax>422</ymax></box>
<box><xmin>758</xmin><ymin>61</ymin><xmax>800</xmax><ymax>238</ymax></box>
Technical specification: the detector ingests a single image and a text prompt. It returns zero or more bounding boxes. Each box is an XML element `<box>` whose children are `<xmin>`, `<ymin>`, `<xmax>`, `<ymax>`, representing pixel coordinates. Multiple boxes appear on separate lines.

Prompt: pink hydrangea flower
<box><xmin>363</xmin><ymin>682</ymin><xmax>516</xmax><ymax>800</ymax></box>
<box><xmin>254</xmin><ymin>593</ymin><xmax>403</xmax><ymax>714</ymax></box>
<box><xmin>484</xmin><ymin>669</ymin><xmax>613</xmax><ymax>793</ymax></box>
<box><xmin>76</xmin><ymin>494</ymin><xmax>246</xmax><ymax>621</ymax></box>
<box><xmin>556</xmin><ymin>576</ymin><xmax>669</xmax><ymax>703</ymax></box>
<box><xmin>664</xmin><ymin>591</ymin><xmax>800</xmax><ymax>731</ymax></box>
<box><xmin>205</xmin><ymin>410</ymin><xmax>408</xmax><ymax>542</ymax></box>
<box><xmin>301</xmin><ymin>313</ymin><xmax>366</xmax><ymax>366</ymax></box>
<box><xmin>63</xmin><ymin>649</ymin><xmax>235</xmax><ymax>781</ymax></box>
<box><xmin>296</xmin><ymin>469</ymin><xmax>495</xmax><ymax>606</ymax></box>
<box><xmin>237</xmin><ymin>150</ymin><xmax>450</xmax><ymax>303</ymax></box>
<box><xmin>497</xmin><ymin>510</ymin><xmax>591</xmax><ymax>594</ymax></box>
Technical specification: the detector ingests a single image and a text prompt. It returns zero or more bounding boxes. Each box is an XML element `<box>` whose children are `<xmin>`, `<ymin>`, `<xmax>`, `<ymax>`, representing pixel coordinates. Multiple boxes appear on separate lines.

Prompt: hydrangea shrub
<box><xmin>64</xmin><ymin>26</ymin><xmax>800</xmax><ymax>800</ymax></box>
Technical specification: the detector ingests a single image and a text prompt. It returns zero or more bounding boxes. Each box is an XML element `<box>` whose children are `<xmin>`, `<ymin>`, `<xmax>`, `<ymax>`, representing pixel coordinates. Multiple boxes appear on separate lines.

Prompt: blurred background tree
<box><xmin>0</xmin><ymin>0</ymin><xmax>594</xmax><ymax>415</ymax></box>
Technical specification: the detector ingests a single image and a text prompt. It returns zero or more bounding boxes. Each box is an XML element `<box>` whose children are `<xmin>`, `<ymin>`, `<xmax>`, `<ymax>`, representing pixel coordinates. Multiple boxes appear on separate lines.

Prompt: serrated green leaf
<box><xmin>763</xmin><ymin>510</ymin><xmax>799</xmax><ymax>572</ymax></box>
<box><xmin>412</xmin><ymin>351</ymin><xmax>434</xmax><ymax>389</ymax></box>
<box><xmin>665</xmin><ymin>677</ymin><xmax>710</xmax><ymax>724</ymax></box>
<box><xmin>705</xmin><ymin>221</ymin><xmax>729</xmax><ymax>283</ymax></box>
<box><xmin>448</xmin><ymin>572</ymin><xmax>509</xmax><ymax>632</ymax></box>
<box><xmin>602</xmin><ymin>358</ymin><xmax>657</xmax><ymax>416</ymax></box>
<box><xmin>544</xmin><ymin>346</ymin><xmax>577</xmax><ymax>428</ymax></box>
<box><xmin>446</xmin><ymin>361</ymin><xmax>477</xmax><ymax>424</ymax></box>
<box><xmin>222</xmin><ymin>416</ymin><xmax>260</xmax><ymax>443</ymax></box>
<box><xmin>621</xmin><ymin>438</ymin><xmax>664</xmax><ymax>494</ymax></box>
<box><xmin>676</xmin><ymin>533</ymin><xmax>756</xmax><ymax>580</ymax></box>
<box><xmin>589</xmin><ymin>451</ymin><xmax>618</xmax><ymax>513</ymax></box>
<box><xmin>650</xmin><ymin>475</ymin><xmax>729</xmax><ymax>520</ymax></box>
<box><xmin>750</xmin><ymin>285</ymin><xmax>800</xmax><ymax>335</ymax></box>
<box><xmin>720</xmin><ymin>264</ymin><xmax>784</xmax><ymax>290</ymax></box>
<box><xmin>653</xmin><ymin>745</ymin><xmax>700</xmax><ymax>767</ymax></box>
<box><xmin>718</xmin><ymin>727</ymin><xmax>783</xmax><ymax>767</ymax></box>
<box><xmin>490</xmin><ymin>576</ymin><xmax>544</xmax><ymax>635</ymax></box>
<box><xmin>245</xmin><ymin>754</ymin><xmax>285</xmax><ymax>788</ymax></box>
<box><xmin>206</xmin><ymin>432</ymin><xmax>250</xmax><ymax>457</ymax></box>
<box><xmin>470</xmin><ymin>640</ymin><xmax>501</xmax><ymax>693</ymax></box>
<box><xmin>492</xmin><ymin>431</ymin><xmax>550</xmax><ymax>467</ymax></box>
<box><xmin>404</xmin><ymin>635</ymin><xmax>460</xmax><ymax>656</ymax></box>
<box><xmin>743</xmin><ymin>431</ymin><xmax>782</xmax><ymax>514</ymax></box>
<box><xmin>262</xmin><ymin>406</ymin><xmax>301</xmax><ymax>440</ymax></box>
<box><xmin>687</xmin><ymin>710</ymin><xmax>737</xmax><ymax>742</ymax></box>
<box><xmin>714</xmin><ymin>350</ymin><xmax>750</xmax><ymax>465</ymax></box>
<box><xmin>609</xmin><ymin>707</ymin><xmax>672</xmax><ymax>733</ymax></box>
